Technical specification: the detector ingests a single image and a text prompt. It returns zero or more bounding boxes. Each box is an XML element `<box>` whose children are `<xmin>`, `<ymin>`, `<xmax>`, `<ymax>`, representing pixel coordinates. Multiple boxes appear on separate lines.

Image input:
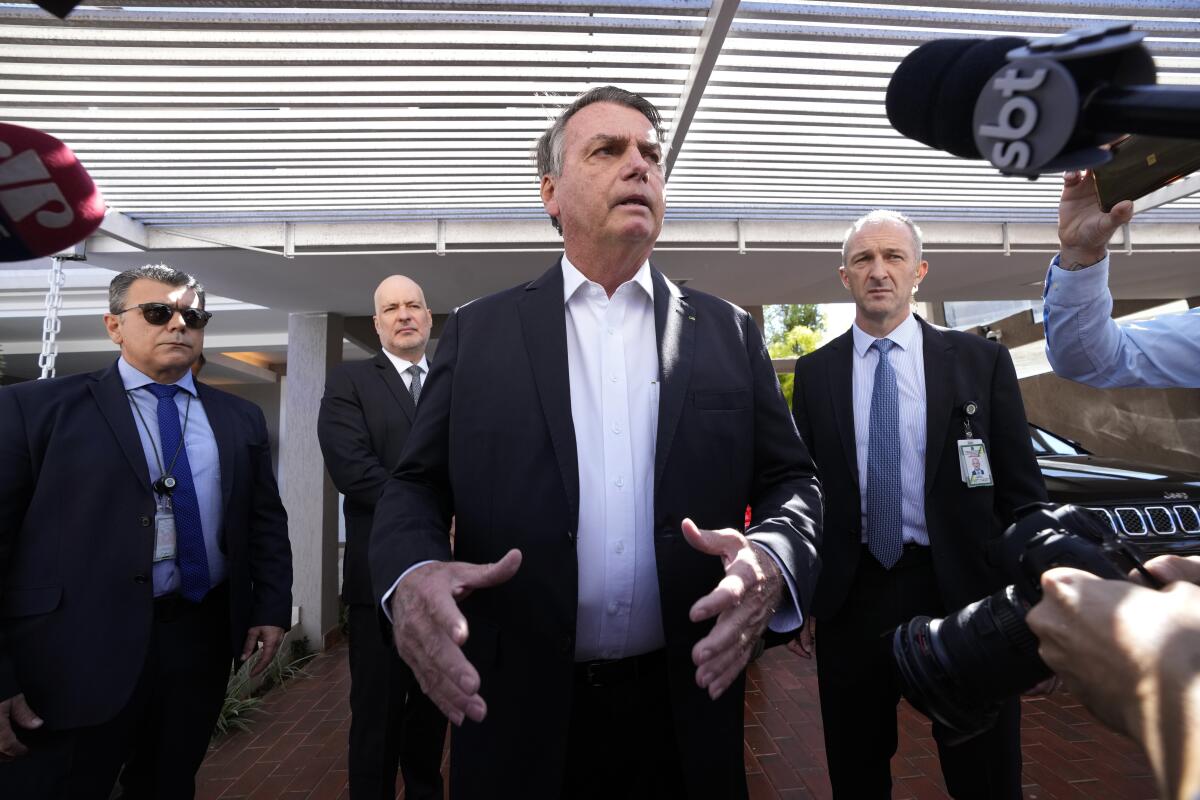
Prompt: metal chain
<box><xmin>37</xmin><ymin>257</ymin><xmax>66</xmax><ymax>380</ymax></box>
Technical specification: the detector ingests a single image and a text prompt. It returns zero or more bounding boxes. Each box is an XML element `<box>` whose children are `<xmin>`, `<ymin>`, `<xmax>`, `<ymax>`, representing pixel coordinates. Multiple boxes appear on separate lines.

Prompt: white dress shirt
<box><xmin>851</xmin><ymin>313</ymin><xmax>930</xmax><ymax>546</ymax></box>
<box><xmin>562</xmin><ymin>255</ymin><xmax>665</xmax><ymax>661</ymax></box>
<box><xmin>380</xmin><ymin>349</ymin><xmax>429</xmax><ymax>395</ymax></box>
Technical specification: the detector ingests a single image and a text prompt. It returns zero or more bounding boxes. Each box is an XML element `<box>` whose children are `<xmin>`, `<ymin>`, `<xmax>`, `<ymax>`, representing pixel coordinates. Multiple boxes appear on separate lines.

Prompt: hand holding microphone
<box><xmin>886</xmin><ymin>24</ymin><xmax>1200</xmax><ymax>178</ymax></box>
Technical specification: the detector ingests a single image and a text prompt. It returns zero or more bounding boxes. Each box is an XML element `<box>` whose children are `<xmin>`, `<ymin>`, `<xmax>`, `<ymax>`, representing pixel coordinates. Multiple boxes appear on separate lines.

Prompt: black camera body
<box><xmin>892</xmin><ymin>502</ymin><xmax>1158</xmax><ymax>742</ymax></box>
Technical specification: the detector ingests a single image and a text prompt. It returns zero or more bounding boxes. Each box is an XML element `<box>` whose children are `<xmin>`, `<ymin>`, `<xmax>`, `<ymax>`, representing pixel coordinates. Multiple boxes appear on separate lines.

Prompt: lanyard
<box><xmin>127</xmin><ymin>388</ymin><xmax>193</xmax><ymax>496</ymax></box>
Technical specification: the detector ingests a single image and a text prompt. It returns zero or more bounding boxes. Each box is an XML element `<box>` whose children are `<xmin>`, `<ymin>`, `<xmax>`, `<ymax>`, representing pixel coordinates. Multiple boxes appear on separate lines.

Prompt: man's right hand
<box><xmin>1057</xmin><ymin>169</ymin><xmax>1134</xmax><ymax>271</ymax></box>
<box><xmin>787</xmin><ymin>617</ymin><xmax>816</xmax><ymax>660</ymax></box>
<box><xmin>389</xmin><ymin>549</ymin><xmax>522</xmax><ymax>726</ymax></box>
<box><xmin>0</xmin><ymin>693</ymin><xmax>42</xmax><ymax>760</ymax></box>
<box><xmin>1137</xmin><ymin>554</ymin><xmax>1200</xmax><ymax>587</ymax></box>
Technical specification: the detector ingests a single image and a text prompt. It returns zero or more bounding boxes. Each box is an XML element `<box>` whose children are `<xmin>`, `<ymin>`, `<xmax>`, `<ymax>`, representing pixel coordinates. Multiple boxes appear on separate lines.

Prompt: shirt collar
<box><xmin>381</xmin><ymin>348</ymin><xmax>428</xmax><ymax>376</ymax></box>
<box><xmin>560</xmin><ymin>253</ymin><xmax>654</xmax><ymax>305</ymax></box>
<box><xmin>851</xmin><ymin>311</ymin><xmax>920</xmax><ymax>358</ymax></box>
<box><xmin>118</xmin><ymin>356</ymin><xmax>199</xmax><ymax>397</ymax></box>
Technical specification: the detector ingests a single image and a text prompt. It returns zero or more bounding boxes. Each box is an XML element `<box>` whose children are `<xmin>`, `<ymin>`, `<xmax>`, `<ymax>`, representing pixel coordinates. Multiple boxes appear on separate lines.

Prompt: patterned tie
<box><xmin>146</xmin><ymin>383</ymin><xmax>211</xmax><ymax>601</ymax></box>
<box><xmin>406</xmin><ymin>364</ymin><xmax>423</xmax><ymax>405</ymax></box>
<box><xmin>866</xmin><ymin>339</ymin><xmax>903</xmax><ymax>569</ymax></box>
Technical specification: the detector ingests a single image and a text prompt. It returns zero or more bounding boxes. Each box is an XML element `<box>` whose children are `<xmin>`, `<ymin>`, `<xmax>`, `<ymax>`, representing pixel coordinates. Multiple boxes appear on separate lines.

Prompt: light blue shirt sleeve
<box><xmin>1042</xmin><ymin>254</ymin><xmax>1200</xmax><ymax>389</ymax></box>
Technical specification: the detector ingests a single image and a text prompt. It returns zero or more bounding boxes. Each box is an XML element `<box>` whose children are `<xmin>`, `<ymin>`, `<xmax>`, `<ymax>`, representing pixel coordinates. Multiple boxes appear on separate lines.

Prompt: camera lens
<box><xmin>893</xmin><ymin>585</ymin><xmax>1052</xmax><ymax>743</ymax></box>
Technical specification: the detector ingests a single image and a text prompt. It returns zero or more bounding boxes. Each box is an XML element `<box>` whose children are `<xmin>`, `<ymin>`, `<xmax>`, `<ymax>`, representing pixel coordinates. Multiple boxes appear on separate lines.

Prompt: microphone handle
<box><xmin>1084</xmin><ymin>86</ymin><xmax>1200</xmax><ymax>140</ymax></box>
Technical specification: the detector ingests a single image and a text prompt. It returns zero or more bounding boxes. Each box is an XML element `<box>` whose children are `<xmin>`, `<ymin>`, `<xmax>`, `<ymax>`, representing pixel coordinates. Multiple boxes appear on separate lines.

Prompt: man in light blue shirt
<box><xmin>0</xmin><ymin>264</ymin><xmax>292</xmax><ymax>800</ymax></box>
<box><xmin>1043</xmin><ymin>169</ymin><xmax>1200</xmax><ymax>388</ymax></box>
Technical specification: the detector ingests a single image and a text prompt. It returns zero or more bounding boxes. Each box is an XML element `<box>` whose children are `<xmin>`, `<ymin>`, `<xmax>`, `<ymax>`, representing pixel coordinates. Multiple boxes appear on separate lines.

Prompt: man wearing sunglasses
<box><xmin>0</xmin><ymin>264</ymin><xmax>293</xmax><ymax>799</ymax></box>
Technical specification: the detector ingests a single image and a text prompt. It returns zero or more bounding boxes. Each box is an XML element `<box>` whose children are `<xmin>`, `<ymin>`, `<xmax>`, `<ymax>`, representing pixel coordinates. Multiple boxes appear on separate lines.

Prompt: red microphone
<box><xmin>0</xmin><ymin>123</ymin><xmax>106</xmax><ymax>262</ymax></box>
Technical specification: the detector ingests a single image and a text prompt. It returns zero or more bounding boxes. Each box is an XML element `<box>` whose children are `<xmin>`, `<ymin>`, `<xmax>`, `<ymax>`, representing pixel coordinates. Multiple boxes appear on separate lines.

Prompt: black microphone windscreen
<box><xmin>887</xmin><ymin>37</ymin><xmax>1029</xmax><ymax>159</ymax></box>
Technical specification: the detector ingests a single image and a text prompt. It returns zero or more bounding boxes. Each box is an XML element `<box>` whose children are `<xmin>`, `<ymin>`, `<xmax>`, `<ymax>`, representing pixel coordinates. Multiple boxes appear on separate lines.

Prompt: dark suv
<box><xmin>1032</xmin><ymin>424</ymin><xmax>1200</xmax><ymax>556</ymax></box>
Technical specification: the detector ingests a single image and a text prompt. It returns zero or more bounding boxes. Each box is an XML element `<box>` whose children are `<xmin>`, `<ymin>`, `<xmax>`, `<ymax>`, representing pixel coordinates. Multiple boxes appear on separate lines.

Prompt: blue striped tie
<box><xmin>866</xmin><ymin>339</ymin><xmax>903</xmax><ymax>569</ymax></box>
<box><xmin>147</xmin><ymin>383</ymin><xmax>211</xmax><ymax>601</ymax></box>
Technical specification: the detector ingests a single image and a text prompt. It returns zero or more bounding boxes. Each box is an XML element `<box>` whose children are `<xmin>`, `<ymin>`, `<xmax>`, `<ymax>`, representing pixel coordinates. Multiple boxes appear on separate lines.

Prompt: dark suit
<box><xmin>369</xmin><ymin>262</ymin><xmax>822</xmax><ymax>799</ymax></box>
<box><xmin>792</xmin><ymin>317</ymin><xmax>1046</xmax><ymax>799</ymax></box>
<box><xmin>0</xmin><ymin>361</ymin><xmax>292</xmax><ymax>799</ymax></box>
<box><xmin>317</xmin><ymin>351</ymin><xmax>446</xmax><ymax>800</ymax></box>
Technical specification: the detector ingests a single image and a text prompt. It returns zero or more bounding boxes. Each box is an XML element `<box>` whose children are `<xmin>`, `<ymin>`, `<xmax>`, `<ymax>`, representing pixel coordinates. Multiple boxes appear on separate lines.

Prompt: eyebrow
<box><xmin>584</xmin><ymin>133</ymin><xmax>662</xmax><ymax>159</ymax></box>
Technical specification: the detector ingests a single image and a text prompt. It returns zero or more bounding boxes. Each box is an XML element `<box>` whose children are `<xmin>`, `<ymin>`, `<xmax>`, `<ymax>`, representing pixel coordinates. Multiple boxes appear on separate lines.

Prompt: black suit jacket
<box><xmin>370</xmin><ymin>262</ymin><xmax>822</xmax><ymax>799</ymax></box>
<box><xmin>0</xmin><ymin>362</ymin><xmax>293</xmax><ymax>730</ymax></box>
<box><xmin>318</xmin><ymin>350</ymin><xmax>417</xmax><ymax>607</ymax></box>
<box><xmin>792</xmin><ymin>317</ymin><xmax>1045</xmax><ymax>619</ymax></box>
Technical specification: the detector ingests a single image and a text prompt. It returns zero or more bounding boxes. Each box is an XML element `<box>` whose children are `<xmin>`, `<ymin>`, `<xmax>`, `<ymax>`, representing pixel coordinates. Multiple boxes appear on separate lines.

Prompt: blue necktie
<box><xmin>866</xmin><ymin>339</ymin><xmax>903</xmax><ymax>569</ymax></box>
<box><xmin>147</xmin><ymin>383</ymin><xmax>211</xmax><ymax>602</ymax></box>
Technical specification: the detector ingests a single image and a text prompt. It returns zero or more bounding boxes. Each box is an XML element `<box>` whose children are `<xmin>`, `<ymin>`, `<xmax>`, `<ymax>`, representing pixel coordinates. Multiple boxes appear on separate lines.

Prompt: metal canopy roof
<box><xmin>4</xmin><ymin>0</ymin><xmax>1199</xmax><ymax>229</ymax></box>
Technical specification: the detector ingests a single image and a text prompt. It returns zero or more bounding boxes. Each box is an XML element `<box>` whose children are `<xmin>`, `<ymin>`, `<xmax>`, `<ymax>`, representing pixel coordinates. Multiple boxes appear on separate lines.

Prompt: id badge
<box><xmin>958</xmin><ymin>439</ymin><xmax>995</xmax><ymax>488</ymax></box>
<box><xmin>154</xmin><ymin>510</ymin><xmax>177</xmax><ymax>562</ymax></box>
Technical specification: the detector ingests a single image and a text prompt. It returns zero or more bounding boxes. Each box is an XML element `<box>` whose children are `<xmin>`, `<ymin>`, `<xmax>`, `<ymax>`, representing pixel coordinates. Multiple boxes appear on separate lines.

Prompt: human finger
<box><xmin>0</xmin><ymin>696</ymin><xmax>37</xmax><ymax>759</ymax></box>
<box><xmin>249</xmin><ymin>627</ymin><xmax>284</xmax><ymax>678</ymax></box>
<box><xmin>680</xmin><ymin>518</ymin><xmax>744</xmax><ymax>561</ymax></box>
<box><xmin>451</xmin><ymin>549</ymin><xmax>522</xmax><ymax>598</ymax></box>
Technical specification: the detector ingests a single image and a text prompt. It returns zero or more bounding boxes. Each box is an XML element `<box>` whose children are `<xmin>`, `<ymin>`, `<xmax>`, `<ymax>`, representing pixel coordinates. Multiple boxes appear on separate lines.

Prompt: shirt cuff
<box><xmin>756</xmin><ymin>544</ymin><xmax>803</xmax><ymax>633</ymax></box>
<box><xmin>380</xmin><ymin>560</ymin><xmax>437</xmax><ymax>624</ymax></box>
<box><xmin>1046</xmin><ymin>253</ymin><xmax>1111</xmax><ymax>306</ymax></box>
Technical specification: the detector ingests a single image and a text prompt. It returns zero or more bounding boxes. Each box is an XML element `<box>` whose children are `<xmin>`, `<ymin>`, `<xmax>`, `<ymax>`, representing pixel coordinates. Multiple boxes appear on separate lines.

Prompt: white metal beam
<box><xmin>97</xmin><ymin>210</ymin><xmax>148</xmax><ymax>250</ymax></box>
<box><xmin>1134</xmin><ymin>173</ymin><xmax>1200</xmax><ymax>214</ymax></box>
<box><xmin>665</xmin><ymin>0</ymin><xmax>740</xmax><ymax>180</ymax></box>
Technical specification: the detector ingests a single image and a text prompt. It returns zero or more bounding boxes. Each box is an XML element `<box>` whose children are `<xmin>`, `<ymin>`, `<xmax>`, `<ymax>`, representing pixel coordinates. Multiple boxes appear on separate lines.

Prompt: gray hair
<box><xmin>109</xmin><ymin>264</ymin><xmax>205</xmax><ymax>314</ymax></box>
<box><xmin>535</xmin><ymin>86</ymin><xmax>666</xmax><ymax>234</ymax></box>
<box><xmin>841</xmin><ymin>209</ymin><xmax>924</xmax><ymax>266</ymax></box>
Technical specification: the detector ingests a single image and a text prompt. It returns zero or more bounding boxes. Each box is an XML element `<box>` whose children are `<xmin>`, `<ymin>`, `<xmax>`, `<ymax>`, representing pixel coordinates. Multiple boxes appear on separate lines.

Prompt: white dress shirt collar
<box><xmin>561</xmin><ymin>253</ymin><xmax>654</xmax><ymax>305</ymax></box>
<box><xmin>380</xmin><ymin>348</ymin><xmax>429</xmax><ymax>382</ymax></box>
<box><xmin>851</xmin><ymin>311</ymin><xmax>920</xmax><ymax>358</ymax></box>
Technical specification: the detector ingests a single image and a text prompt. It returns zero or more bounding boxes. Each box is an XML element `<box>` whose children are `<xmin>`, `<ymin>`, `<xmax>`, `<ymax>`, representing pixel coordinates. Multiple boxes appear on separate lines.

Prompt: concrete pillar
<box><xmin>279</xmin><ymin>312</ymin><xmax>343</xmax><ymax>650</ymax></box>
<box><xmin>746</xmin><ymin>305</ymin><xmax>765</xmax><ymax>335</ymax></box>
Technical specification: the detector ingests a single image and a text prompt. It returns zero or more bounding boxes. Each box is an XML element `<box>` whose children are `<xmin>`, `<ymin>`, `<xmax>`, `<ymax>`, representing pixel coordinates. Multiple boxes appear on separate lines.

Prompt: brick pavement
<box><xmin>197</xmin><ymin>643</ymin><xmax>1157</xmax><ymax>800</ymax></box>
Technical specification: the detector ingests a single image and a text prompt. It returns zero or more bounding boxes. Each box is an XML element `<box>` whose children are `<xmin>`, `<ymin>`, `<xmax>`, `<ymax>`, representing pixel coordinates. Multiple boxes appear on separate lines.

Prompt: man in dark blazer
<box><xmin>0</xmin><ymin>265</ymin><xmax>293</xmax><ymax>799</ymax></box>
<box><xmin>369</xmin><ymin>86</ymin><xmax>823</xmax><ymax>799</ymax></box>
<box><xmin>790</xmin><ymin>211</ymin><xmax>1046</xmax><ymax>799</ymax></box>
<box><xmin>318</xmin><ymin>274</ymin><xmax>446</xmax><ymax>800</ymax></box>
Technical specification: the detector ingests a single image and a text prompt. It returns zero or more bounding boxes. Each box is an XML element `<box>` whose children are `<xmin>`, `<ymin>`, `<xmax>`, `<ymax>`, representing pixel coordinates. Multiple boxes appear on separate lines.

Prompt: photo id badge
<box><xmin>958</xmin><ymin>439</ymin><xmax>994</xmax><ymax>487</ymax></box>
<box><xmin>154</xmin><ymin>510</ymin><xmax>177</xmax><ymax>562</ymax></box>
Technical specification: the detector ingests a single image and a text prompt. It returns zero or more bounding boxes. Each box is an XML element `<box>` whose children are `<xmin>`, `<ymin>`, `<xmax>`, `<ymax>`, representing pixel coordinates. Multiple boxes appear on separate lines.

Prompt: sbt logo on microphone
<box><xmin>972</xmin><ymin>58</ymin><xmax>1077</xmax><ymax>175</ymax></box>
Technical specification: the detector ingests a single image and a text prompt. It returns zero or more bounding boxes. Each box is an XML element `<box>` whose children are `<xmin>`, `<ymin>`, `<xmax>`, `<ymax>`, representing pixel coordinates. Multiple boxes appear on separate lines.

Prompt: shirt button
<box><xmin>610</xmin><ymin>375</ymin><xmax>618</xmax><ymax>382</ymax></box>
<box><xmin>607</xmin><ymin>328</ymin><xmax>615</xmax><ymax>335</ymax></box>
<box><xmin>614</xmin><ymin>540</ymin><xmax>625</xmax><ymax>554</ymax></box>
<box><xmin>614</xmin><ymin>476</ymin><xmax>624</xmax><ymax>488</ymax></box>
<box><xmin>612</xmin><ymin>424</ymin><xmax>621</xmax><ymax>435</ymax></box>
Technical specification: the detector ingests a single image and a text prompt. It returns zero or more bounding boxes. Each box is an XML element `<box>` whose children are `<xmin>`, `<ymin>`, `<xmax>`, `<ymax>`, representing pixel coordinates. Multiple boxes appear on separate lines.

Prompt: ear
<box><xmin>838</xmin><ymin>266</ymin><xmax>850</xmax><ymax>290</ymax></box>
<box><xmin>540</xmin><ymin>173</ymin><xmax>559</xmax><ymax>219</ymax></box>
<box><xmin>913</xmin><ymin>259</ymin><xmax>929</xmax><ymax>289</ymax></box>
<box><xmin>103</xmin><ymin>313</ymin><xmax>122</xmax><ymax>346</ymax></box>
<box><xmin>372</xmin><ymin>313</ymin><xmax>382</xmax><ymax>337</ymax></box>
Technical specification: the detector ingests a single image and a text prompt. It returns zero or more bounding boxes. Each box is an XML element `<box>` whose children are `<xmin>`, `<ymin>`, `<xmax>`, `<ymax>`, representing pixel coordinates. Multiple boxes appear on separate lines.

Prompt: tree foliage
<box><xmin>763</xmin><ymin>304</ymin><xmax>826</xmax><ymax>409</ymax></box>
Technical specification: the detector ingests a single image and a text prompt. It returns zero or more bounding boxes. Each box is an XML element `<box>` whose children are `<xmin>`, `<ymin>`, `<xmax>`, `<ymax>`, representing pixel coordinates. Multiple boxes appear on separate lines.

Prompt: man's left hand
<box><xmin>241</xmin><ymin>625</ymin><xmax>286</xmax><ymax>678</ymax></box>
<box><xmin>684</xmin><ymin>518</ymin><xmax>784</xmax><ymax>700</ymax></box>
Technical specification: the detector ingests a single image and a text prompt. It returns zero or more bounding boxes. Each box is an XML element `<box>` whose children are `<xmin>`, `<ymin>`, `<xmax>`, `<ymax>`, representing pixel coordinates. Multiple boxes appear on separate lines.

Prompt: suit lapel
<box><xmin>920</xmin><ymin>317</ymin><xmax>955</xmax><ymax>494</ymax></box>
<box><xmin>374</xmin><ymin>350</ymin><xmax>415</xmax><ymax>422</ymax></box>
<box><xmin>517</xmin><ymin>261</ymin><xmax>580</xmax><ymax>527</ymax></box>
<box><xmin>197</xmin><ymin>383</ymin><xmax>236</xmax><ymax>512</ymax></box>
<box><xmin>89</xmin><ymin>362</ymin><xmax>153</xmax><ymax>495</ymax></box>
<box><xmin>826</xmin><ymin>329</ymin><xmax>859</xmax><ymax>483</ymax></box>
<box><xmin>651</xmin><ymin>268</ymin><xmax>695</xmax><ymax>490</ymax></box>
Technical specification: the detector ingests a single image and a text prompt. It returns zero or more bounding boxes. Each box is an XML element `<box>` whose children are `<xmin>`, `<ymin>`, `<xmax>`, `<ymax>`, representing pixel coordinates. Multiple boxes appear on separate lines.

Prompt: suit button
<box><xmin>139</xmin><ymin>515</ymin><xmax>151</xmax><ymax>527</ymax></box>
<box><xmin>133</xmin><ymin>574</ymin><xmax>148</xmax><ymax>584</ymax></box>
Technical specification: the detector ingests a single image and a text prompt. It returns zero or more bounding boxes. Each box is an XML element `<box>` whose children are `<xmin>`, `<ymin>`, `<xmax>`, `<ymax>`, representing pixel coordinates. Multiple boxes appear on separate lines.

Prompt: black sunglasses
<box><xmin>116</xmin><ymin>302</ymin><xmax>213</xmax><ymax>329</ymax></box>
